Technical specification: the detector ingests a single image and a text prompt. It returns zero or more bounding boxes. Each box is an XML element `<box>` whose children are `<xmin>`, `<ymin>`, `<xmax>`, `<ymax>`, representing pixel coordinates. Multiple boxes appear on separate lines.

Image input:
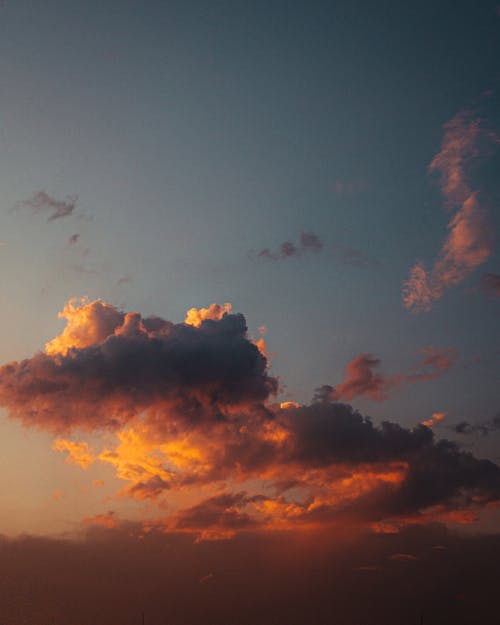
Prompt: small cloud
<box><xmin>479</xmin><ymin>273</ymin><xmax>500</xmax><ymax>299</ymax></box>
<box><xmin>452</xmin><ymin>413</ymin><xmax>500</xmax><ymax>436</ymax></box>
<box><xmin>252</xmin><ymin>231</ymin><xmax>324</xmax><ymax>261</ymax></box>
<box><xmin>353</xmin><ymin>565</ymin><xmax>383</xmax><ymax>572</ymax></box>
<box><xmin>116</xmin><ymin>274</ymin><xmax>133</xmax><ymax>287</ymax></box>
<box><xmin>70</xmin><ymin>264</ymin><xmax>100</xmax><ymax>276</ymax></box>
<box><xmin>389</xmin><ymin>553</ymin><xmax>418</xmax><ymax>562</ymax></box>
<box><xmin>334</xmin><ymin>179</ymin><xmax>367</xmax><ymax>196</ymax></box>
<box><xmin>199</xmin><ymin>572</ymin><xmax>215</xmax><ymax>584</ymax></box>
<box><xmin>82</xmin><ymin>511</ymin><xmax>121</xmax><ymax>529</ymax></box>
<box><xmin>16</xmin><ymin>190</ymin><xmax>78</xmax><ymax>222</ymax></box>
<box><xmin>422</xmin><ymin>412</ymin><xmax>447</xmax><ymax>428</ymax></box>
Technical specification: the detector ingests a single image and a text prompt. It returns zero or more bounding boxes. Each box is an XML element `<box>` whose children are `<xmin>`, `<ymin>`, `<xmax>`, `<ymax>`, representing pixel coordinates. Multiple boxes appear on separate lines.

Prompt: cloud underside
<box><xmin>0</xmin><ymin>299</ymin><xmax>499</xmax><ymax>539</ymax></box>
<box><xmin>403</xmin><ymin>111</ymin><xmax>496</xmax><ymax>312</ymax></box>
<box><xmin>2</xmin><ymin>524</ymin><xmax>499</xmax><ymax>625</ymax></box>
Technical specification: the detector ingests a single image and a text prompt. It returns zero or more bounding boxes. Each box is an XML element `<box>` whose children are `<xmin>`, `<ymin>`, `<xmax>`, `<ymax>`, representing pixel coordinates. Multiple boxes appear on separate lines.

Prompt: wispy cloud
<box><xmin>252</xmin><ymin>231</ymin><xmax>323</xmax><ymax>261</ymax></box>
<box><xmin>16</xmin><ymin>190</ymin><xmax>78</xmax><ymax>222</ymax></box>
<box><xmin>403</xmin><ymin>110</ymin><xmax>497</xmax><ymax>312</ymax></box>
<box><xmin>327</xmin><ymin>347</ymin><xmax>457</xmax><ymax>402</ymax></box>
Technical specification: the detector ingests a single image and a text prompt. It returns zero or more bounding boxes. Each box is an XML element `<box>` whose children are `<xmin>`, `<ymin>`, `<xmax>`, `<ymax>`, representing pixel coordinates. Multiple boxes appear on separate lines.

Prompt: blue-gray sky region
<box><xmin>0</xmin><ymin>0</ymin><xmax>499</xmax><ymax>539</ymax></box>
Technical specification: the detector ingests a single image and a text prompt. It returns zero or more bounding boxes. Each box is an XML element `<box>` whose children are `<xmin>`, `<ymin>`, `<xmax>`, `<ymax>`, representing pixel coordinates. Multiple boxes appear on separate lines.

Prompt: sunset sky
<box><xmin>0</xmin><ymin>1</ymin><xmax>500</xmax><ymax>624</ymax></box>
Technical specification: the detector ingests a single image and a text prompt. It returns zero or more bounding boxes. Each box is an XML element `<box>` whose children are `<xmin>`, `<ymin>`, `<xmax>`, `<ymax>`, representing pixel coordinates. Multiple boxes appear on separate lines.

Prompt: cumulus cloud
<box><xmin>0</xmin><ymin>298</ymin><xmax>277</xmax><ymax>432</ymax></box>
<box><xmin>16</xmin><ymin>191</ymin><xmax>78</xmax><ymax>222</ymax></box>
<box><xmin>403</xmin><ymin>111</ymin><xmax>497</xmax><ymax>312</ymax></box>
<box><xmin>184</xmin><ymin>302</ymin><xmax>233</xmax><ymax>327</ymax></box>
<box><xmin>253</xmin><ymin>231</ymin><xmax>323</xmax><ymax>261</ymax></box>
<box><xmin>0</xmin><ymin>299</ymin><xmax>498</xmax><ymax>539</ymax></box>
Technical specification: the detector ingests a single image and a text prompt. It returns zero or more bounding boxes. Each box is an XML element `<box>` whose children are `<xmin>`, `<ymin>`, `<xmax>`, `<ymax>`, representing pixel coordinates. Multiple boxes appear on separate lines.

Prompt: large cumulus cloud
<box><xmin>0</xmin><ymin>299</ymin><xmax>277</xmax><ymax>432</ymax></box>
<box><xmin>1</xmin><ymin>298</ymin><xmax>500</xmax><ymax>538</ymax></box>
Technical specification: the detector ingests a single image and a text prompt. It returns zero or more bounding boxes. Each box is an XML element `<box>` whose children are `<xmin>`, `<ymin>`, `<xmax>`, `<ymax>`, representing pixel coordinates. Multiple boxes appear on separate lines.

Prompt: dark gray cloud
<box><xmin>253</xmin><ymin>231</ymin><xmax>323</xmax><ymax>261</ymax></box>
<box><xmin>452</xmin><ymin>413</ymin><xmax>500</xmax><ymax>436</ymax></box>
<box><xmin>0</xmin><ymin>308</ymin><xmax>277</xmax><ymax>432</ymax></box>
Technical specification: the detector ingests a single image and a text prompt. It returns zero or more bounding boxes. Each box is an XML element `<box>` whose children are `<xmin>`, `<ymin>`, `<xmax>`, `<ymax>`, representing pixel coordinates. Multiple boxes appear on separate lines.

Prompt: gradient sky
<box><xmin>0</xmin><ymin>1</ymin><xmax>499</xmax><ymax>624</ymax></box>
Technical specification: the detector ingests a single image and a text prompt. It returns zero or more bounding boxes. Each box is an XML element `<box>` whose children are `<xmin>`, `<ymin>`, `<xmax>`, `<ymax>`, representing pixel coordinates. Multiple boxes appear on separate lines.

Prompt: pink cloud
<box><xmin>330</xmin><ymin>347</ymin><xmax>457</xmax><ymax>402</ymax></box>
<box><xmin>403</xmin><ymin>111</ymin><xmax>497</xmax><ymax>312</ymax></box>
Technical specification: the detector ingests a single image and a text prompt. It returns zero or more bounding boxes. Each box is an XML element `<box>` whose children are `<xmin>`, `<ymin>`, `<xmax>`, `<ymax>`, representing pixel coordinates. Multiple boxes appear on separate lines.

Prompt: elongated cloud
<box><xmin>328</xmin><ymin>347</ymin><xmax>457</xmax><ymax>402</ymax></box>
<box><xmin>421</xmin><ymin>412</ymin><xmax>447</xmax><ymax>428</ymax></box>
<box><xmin>403</xmin><ymin>111</ymin><xmax>497</xmax><ymax>312</ymax></box>
<box><xmin>254</xmin><ymin>231</ymin><xmax>323</xmax><ymax>261</ymax></box>
<box><xmin>2</xmin><ymin>299</ymin><xmax>499</xmax><ymax>538</ymax></box>
<box><xmin>453</xmin><ymin>413</ymin><xmax>500</xmax><ymax>436</ymax></box>
<box><xmin>16</xmin><ymin>190</ymin><xmax>78</xmax><ymax>221</ymax></box>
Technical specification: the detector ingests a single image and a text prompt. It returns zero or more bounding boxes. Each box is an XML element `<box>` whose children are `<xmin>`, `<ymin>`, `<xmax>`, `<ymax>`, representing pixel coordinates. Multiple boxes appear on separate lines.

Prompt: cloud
<box><xmin>421</xmin><ymin>412</ymin><xmax>447</xmax><ymax>428</ymax></box>
<box><xmin>389</xmin><ymin>553</ymin><xmax>418</xmax><ymax>562</ymax></box>
<box><xmin>0</xmin><ymin>299</ymin><xmax>498</xmax><ymax>538</ymax></box>
<box><xmin>0</xmin><ymin>298</ymin><xmax>277</xmax><ymax>432</ymax></box>
<box><xmin>184</xmin><ymin>302</ymin><xmax>233</xmax><ymax>327</ymax></box>
<box><xmin>403</xmin><ymin>110</ymin><xmax>497</xmax><ymax>312</ymax></box>
<box><xmin>252</xmin><ymin>231</ymin><xmax>323</xmax><ymax>261</ymax></box>
<box><xmin>452</xmin><ymin>413</ymin><xmax>500</xmax><ymax>436</ymax></box>
<box><xmin>479</xmin><ymin>273</ymin><xmax>500</xmax><ymax>299</ymax></box>
<box><xmin>52</xmin><ymin>438</ymin><xmax>95</xmax><ymax>469</ymax></box>
<box><xmin>1</xmin><ymin>524</ymin><xmax>499</xmax><ymax>625</ymax></box>
<box><xmin>82</xmin><ymin>511</ymin><xmax>121</xmax><ymax>529</ymax></box>
<box><xmin>16</xmin><ymin>191</ymin><xmax>78</xmax><ymax>222</ymax></box>
<box><xmin>327</xmin><ymin>347</ymin><xmax>457</xmax><ymax>402</ymax></box>
<box><xmin>116</xmin><ymin>274</ymin><xmax>132</xmax><ymax>286</ymax></box>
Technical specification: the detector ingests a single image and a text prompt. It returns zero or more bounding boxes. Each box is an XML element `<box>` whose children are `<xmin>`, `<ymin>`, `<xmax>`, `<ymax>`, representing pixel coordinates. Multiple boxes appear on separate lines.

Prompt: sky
<box><xmin>0</xmin><ymin>1</ymin><xmax>499</xmax><ymax>624</ymax></box>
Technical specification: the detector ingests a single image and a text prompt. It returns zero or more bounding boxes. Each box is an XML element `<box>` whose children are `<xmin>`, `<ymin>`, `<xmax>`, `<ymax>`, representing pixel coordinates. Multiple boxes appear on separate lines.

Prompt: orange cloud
<box><xmin>422</xmin><ymin>412</ymin><xmax>447</xmax><ymax>428</ymax></box>
<box><xmin>1</xmin><ymin>300</ymin><xmax>499</xmax><ymax>539</ymax></box>
<box><xmin>45</xmin><ymin>298</ymin><xmax>124</xmax><ymax>356</ymax></box>
<box><xmin>403</xmin><ymin>110</ymin><xmax>497</xmax><ymax>312</ymax></box>
<box><xmin>184</xmin><ymin>302</ymin><xmax>232</xmax><ymax>327</ymax></box>
<box><xmin>53</xmin><ymin>438</ymin><xmax>95</xmax><ymax>469</ymax></box>
<box><xmin>83</xmin><ymin>511</ymin><xmax>121</xmax><ymax>529</ymax></box>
